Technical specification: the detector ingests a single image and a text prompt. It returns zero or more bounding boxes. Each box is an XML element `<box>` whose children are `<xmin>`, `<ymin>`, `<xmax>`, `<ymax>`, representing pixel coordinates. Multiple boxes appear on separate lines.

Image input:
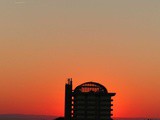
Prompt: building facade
<box><xmin>65</xmin><ymin>78</ymin><xmax>116</xmax><ymax>120</ymax></box>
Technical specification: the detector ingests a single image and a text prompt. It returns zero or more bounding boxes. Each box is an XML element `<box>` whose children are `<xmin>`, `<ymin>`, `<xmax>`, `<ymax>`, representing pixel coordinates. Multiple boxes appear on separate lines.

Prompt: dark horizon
<box><xmin>0</xmin><ymin>114</ymin><xmax>159</xmax><ymax>120</ymax></box>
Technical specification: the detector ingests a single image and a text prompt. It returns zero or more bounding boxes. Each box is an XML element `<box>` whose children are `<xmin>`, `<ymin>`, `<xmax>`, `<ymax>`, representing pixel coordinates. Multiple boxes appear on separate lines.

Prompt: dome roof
<box><xmin>74</xmin><ymin>82</ymin><xmax>108</xmax><ymax>93</ymax></box>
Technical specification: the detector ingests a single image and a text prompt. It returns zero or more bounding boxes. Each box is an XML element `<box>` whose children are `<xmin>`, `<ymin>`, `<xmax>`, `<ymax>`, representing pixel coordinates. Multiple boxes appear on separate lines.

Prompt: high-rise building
<box><xmin>65</xmin><ymin>78</ymin><xmax>116</xmax><ymax>120</ymax></box>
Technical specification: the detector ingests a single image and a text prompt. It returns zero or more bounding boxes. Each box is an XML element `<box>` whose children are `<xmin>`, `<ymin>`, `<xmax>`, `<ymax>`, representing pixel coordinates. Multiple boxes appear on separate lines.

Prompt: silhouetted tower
<box><xmin>65</xmin><ymin>78</ymin><xmax>72</xmax><ymax>120</ymax></box>
<box><xmin>65</xmin><ymin>79</ymin><xmax>116</xmax><ymax>120</ymax></box>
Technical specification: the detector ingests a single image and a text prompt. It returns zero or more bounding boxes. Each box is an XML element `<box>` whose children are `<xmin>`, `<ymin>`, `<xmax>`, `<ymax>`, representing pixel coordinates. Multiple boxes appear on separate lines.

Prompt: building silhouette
<box><xmin>65</xmin><ymin>78</ymin><xmax>116</xmax><ymax>120</ymax></box>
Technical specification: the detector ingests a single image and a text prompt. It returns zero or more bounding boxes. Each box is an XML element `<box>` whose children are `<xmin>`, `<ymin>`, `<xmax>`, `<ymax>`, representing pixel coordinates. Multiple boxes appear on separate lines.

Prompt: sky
<box><xmin>0</xmin><ymin>0</ymin><xmax>160</xmax><ymax>118</ymax></box>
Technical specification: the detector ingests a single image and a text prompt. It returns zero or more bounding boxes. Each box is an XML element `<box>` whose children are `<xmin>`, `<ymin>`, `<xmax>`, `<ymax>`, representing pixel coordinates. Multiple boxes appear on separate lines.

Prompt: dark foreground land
<box><xmin>0</xmin><ymin>114</ymin><xmax>56</xmax><ymax>120</ymax></box>
<box><xmin>0</xmin><ymin>115</ymin><xmax>159</xmax><ymax>120</ymax></box>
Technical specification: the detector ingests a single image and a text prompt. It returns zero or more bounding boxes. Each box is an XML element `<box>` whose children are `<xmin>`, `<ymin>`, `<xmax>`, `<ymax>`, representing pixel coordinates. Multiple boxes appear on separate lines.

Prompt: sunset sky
<box><xmin>0</xmin><ymin>0</ymin><xmax>160</xmax><ymax>118</ymax></box>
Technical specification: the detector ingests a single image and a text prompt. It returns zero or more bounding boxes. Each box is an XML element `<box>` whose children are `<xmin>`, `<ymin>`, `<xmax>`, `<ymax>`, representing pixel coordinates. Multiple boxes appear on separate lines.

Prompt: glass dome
<box><xmin>74</xmin><ymin>82</ymin><xmax>108</xmax><ymax>93</ymax></box>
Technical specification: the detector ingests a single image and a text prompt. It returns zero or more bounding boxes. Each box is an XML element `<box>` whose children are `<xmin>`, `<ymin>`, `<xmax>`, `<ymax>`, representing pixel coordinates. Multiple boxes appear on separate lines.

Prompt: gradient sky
<box><xmin>0</xmin><ymin>0</ymin><xmax>160</xmax><ymax>118</ymax></box>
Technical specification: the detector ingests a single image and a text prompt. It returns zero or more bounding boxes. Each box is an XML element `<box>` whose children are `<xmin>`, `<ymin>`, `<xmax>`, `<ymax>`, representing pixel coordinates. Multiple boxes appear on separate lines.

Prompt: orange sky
<box><xmin>0</xmin><ymin>0</ymin><xmax>160</xmax><ymax>118</ymax></box>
